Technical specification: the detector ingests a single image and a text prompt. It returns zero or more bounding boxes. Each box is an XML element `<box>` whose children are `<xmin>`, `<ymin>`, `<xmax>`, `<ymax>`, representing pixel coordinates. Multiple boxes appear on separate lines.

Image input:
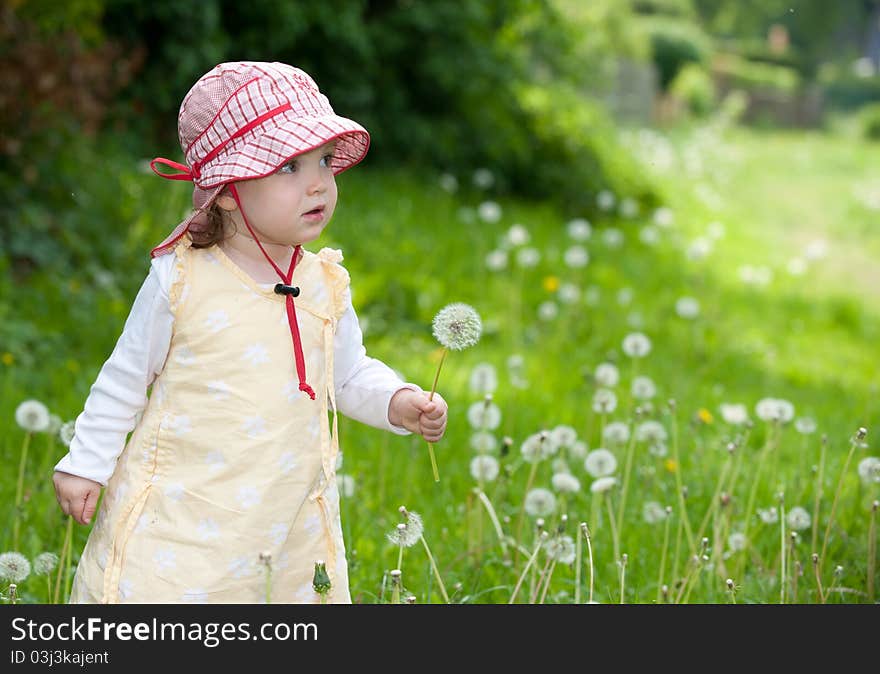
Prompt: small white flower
<box><xmin>432</xmin><ymin>303</ymin><xmax>482</xmax><ymax>351</ymax></box>
<box><xmin>58</xmin><ymin>420</ymin><xmax>76</xmax><ymax>446</ymax></box>
<box><xmin>0</xmin><ymin>552</ymin><xmax>31</xmax><ymax>582</ymax></box>
<box><xmin>592</xmin><ymin>388</ymin><xmax>618</xmax><ymax>414</ymax></box>
<box><xmin>857</xmin><ymin>457</ymin><xmax>880</xmax><ymax>485</ymax></box>
<box><xmin>584</xmin><ymin>286</ymin><xmax>601</xmax><ymax>306</ymax></box>
<box><xmin>387</xmin><ymin>510</ymin><xmax>424</xmax><ymax>547</ymax></box>
<box><xmin>33</xmin><ymin>552</ymin><xmax>59</xmax><ymax>575</ymax></box>
<box><xmin>568</xmin><ymin>440</ymin><xmax>589</xmax><ymax>461</ymax></box>
<box><xmin>622</xmin><ymin>332</ymin><xmax>652</xmax><ymax>358</ymax></box>
<box><xmin>538</xmin><ymin>301</ymin><xmax>559</xmax><ymax>321</ymax></box>
<box><xmin>551</xmin><ymin>425</ymin><xmax>578</xmax><ymax>449</ymax></box>
<box><xmin>758</xmin><ymin>507</ymin><xmax>779</xmax><ymax>525</ymax></box>
<box><xmin>687</xmin><ymin>237</ymin><xmax>712</xmax><ymax>261</ymax></box>
<box><xmin>506</xmin><ymin>224</ymin><xmax>530</xmax><ymax>246</ymax></box>
<box><xmin>551</xmin><ymin>472</ymin><xmax>581</xmax><ymax>494</ymax></box>
<box><xmin>278</xmin><ymin>451</ymin><xmax>297</xmax><ymax>474</ymax></box>
<box><xmin>597</xmin><ymin>190</ymin><xmax>616</xmax><ymax>211</ymax></box>
<box><xmin>602</xmin><ymin>228</ymin><xmax>624</xmax><ymax>248</ymax></box>
<box><xmin>584</xmin><ymin>449</ymin><xmax>617</xmax><ymax>477</ymax></box>
<box><xmin>648</xmin><ymin>442</ymin><xmax>668</xmax><ymax>457</ymax></box>
<box><xmin>675</xmin><ymin>297</ymin><xmax>700</xmax><ymax>319</ymax></box>
<box><xmin>204</xmin><ymin>309</ymin><xmax>231</xmax><ymax>333</ymax></box>
<box><xmin>473</xmin><ymin>168</ymin><xmax>495</xmax><ymax>189</ymax></box>
<box><xmin>196</xmin><ymin>519</ymin><xmax>220</xmax><ymax>541</ymax></box>
<box><xmin>15</xmin><ymin>400</ymin><xmax>50</xmax><ymax>432</ymax></box>
<box><xmin>635</xmin><ymin>420</ymin><xmax>668</xmax><ymax>444</ymax></box>
<box><xmin>242</xmin><ymin>416</ymin><xmax>267</xmax><ymax>438</ymax></box>
<box><xmin>794</xmin><ymin>417</ymin><xmax>817</xmax><ymax>434</ymax></box>
<box><xmin>617</xmin><ymin>287</ymin><xmax>633</xmax><ymax>306</ymax></box>
<box><xmin>544</xmin><ymin>535</ymin><xmax>576</xmax><ymax>564</ymax></box>
<box><xmin>590</xmin><ymin>476</ymin><xmax>618</xmax><ymax>494</ymax></box>
<box><xmin>228</xmin><ymin>556</ymin><xmax>256</xmax><ymax>578</ymax></box>
<box><xmin>720</xmin><ymin>403</ymin><xmax>749</xmax><ymax>425</ymax></box>
<box><xmin>182</xmin><ymin>588</ymin><xmax>208</xmax><ymax>604</ymax></box>
<box><xmin>755</xmin><ymin>398</ymin><xmax>795</xmax><ymax>423</ymax></box>
<box><xmin>558</xmin><ymin>283</ymin><xmax>581</xmax><ymax>304</ymax></box>
<box><xmin>485</xmin><ymin>249</ymin><xmax>508</xmax><ymax>271</ymax></box>
<box><xmin>603</xmin><ymin>421</ymin><xmax>630</xmax><ymax>446</ymax></box>
<box><xmin>642</xmin><ymin>501</ymin><xmax>667</xmax><ymax>524</ymax></box>
<box><xmin>154</xmin><ymin>548</ymin><xmax>176</xmax><ymax>573</ymax></box>
<box><xmin>594</xmin><ymin>363</ymin><xmax>620</xmax><ymax>388</ymax></box>
<box><xmin>653</xmin><ymin>207</ymin><xmax>674</xmax><ymax>227</ymax></box>
<box><xmin>563</xmin><ymin>245</ymin><xmax>589</xmax><ymax>268</ymax></box>
<box><xmin>478</xmin><ymin>201</ymin><xmax>502</xmax><ymax>223</ymax></box>
<box><xmin>467</xmin><ymin>400</ymin><xmax>501</xmax><ymax>430</ymax></box>
<box><xmin>469</xmin><ymin>363</ymin><xmax>498</xmax><ymax>394</ymax></box>
<box><xmin>727</xmin><ymin>532</ymin><xmax>747</xmax><ymax>551</ymax></box>
<box><xmin>439</xmin><ymin>173</ymin><xmax>458</xmax><ymax>193</ymax></box>
<box><xmin>470</xmin><ymin>431</ymin><xmax>498</xmax><ymax>453</ymax></box>
<box><xmin>242</xmin><ymin>343</ymin><xmax>269</xmax><ymax>365</ymax></box>
<box><xmin>639</xmin><ymin>226</ymin><xmax>660</xmax><ymax>246</ymax></box>
<box><xmin>566</xmin><ymin>218</ymin><xmax>592</xmax><ymax>241</ymax></box>
<box><xmin>632</xmin><ymin>376</ymin><xmax>656</xmax><ymax>400</ymax></box>
<box><xmin>470</xmin><ymin>455</ymin><xmax>500</xmax><ymax>482</ymax></box>
<box><xmin>521</xmin><ymin>432</ymin><xmax>555</xmax><ymax>463</ymax></box>
<box><xmin>236</xmin><ymin>486</ymin><xmax>261</xmax><ymax>510</ymax></box>
<box><xmin>524</xmin><ymin>488</ymin><xmax>557</xmax><ymax>517</ymax></box>
<box><xmin>786</xmin><ymin>507</ymin><xmax>811</xmax><ymax>531</ymax></box>
<box><xmin>515</xmin><ymin>247</ymin><xmax>540</xmax><ymax>268</ymax></box>
<box><xmin>207</xmin><ymin>380</ymin><xmax>231</xmax><ymax>401</ymax></box>
<box><xmin>619</xmin><ymin>197</ymin><xmax>639</xmax><ymax>218</ymax></box>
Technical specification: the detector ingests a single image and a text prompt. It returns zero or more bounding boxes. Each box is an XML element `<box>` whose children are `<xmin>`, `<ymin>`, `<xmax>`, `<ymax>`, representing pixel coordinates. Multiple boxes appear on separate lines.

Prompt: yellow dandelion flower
<box><xmin>542</xmin><ymin>276</ymin><xmax>560</xmax><ymax>292</ymax></box>
<box><xmin>697</xmin><ymin>408</ymin><xmax>713</xmax><ymax>424</ymax></box>
<box><xmin>2</xmin><ymin>352</ymin><xmax>13</xmax><ymax>366</ymax></box>
<box><xmin>664</xmin><ymin>458</ymin><xmax>678</xmax><ymax>473</ymax></box>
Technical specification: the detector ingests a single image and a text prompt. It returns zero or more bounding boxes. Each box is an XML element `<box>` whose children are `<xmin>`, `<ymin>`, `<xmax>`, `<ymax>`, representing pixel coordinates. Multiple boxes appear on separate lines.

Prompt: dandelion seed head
<box><xmin>485</xmin><ymin>249</ymin><xmax>508</xmax><ymax>271</ymax></box>
<box><xmin>675</xmin><ymin>297</ymin><xmax>700</xmax><ymax>319</ymax></box>
<box><xmin>550</xmin><ymin>425</ymin><xmax>578</xmax><ymax>449</ymax></box>
<box><xmin>524</xmin><ymin>488</ymin><xmax>557</xmax><ymax>517</ymax></box>
<box><xmin>727</xmin><ymin>532</ymin><xmax>747</xmax><ymax>552</ymax></box>
<box><xmin>33</xmin><ymin>552</ymin><xmax>59</xmax><ymax>575</ymax></box>
<box><xmin>515</xmin><ymin>247</ymin><xmax>540</xmax><ymax>268</ymax></box>
<box><xmin>590</xmin><ymin>476</ymin><xmax>618</xmax><ymax>494</ymax></box>
<box><xmin>635</xmin><ymin>420</ymin><xmax>668</xmax><ymax>444</ymax></box>
<box><xmin>551</xmin><ymin>472</ymin><xmax>581</xmax><ymax>494</ymax></box>
<box><xmin>642</xmin><ymin>501</ymin><xmax>668</xmax><ymax>524</ymax></box>
<box><xmin>544</xmin><ymin>535</ymin><xmax>576</xmax><ymax>564</ymax></box>
<box><xmin>506</xmin><ymin>223</ymin><xmax>530</xmax><ymax>246</ymax></box>
<box><xmin>469</xmin><ymin>362</ymin><xmax>498</xmax><ymax>394</ymax></box>
<box><xmin>594</xmin><ymin>363</ymin><xmax>620</xmax><ymax>388</ymax></box>
<box><xmin>720</xmin><ymin>403</ymin><xmax>749</xmax><ymax>425</ymax></box>
<box><xmin>794</xmin><ymin>417</ymin><xmax>817</xmax><ymax>434</ymax></box>
<box><xmin>632</xmin><ymin>376</ymin><xmax>656</xmax><ymax>400</ymax></box>
<box><xmin>470</xmin><ymin>455</ymin><xmax>500</xmax><ymax>482</ymax></box>
<box><xmin>602</xmin><ymin>421</ymin><xmax>630</xmax><ymax>446</ymax></box>
<box><xmin>0</xmin><ymin>552</ymin><xmax>31</xmax><ymax>582</ymax></box>
<box><xmin>467</xmin><ymin>400</ymin><xmax>501</xmax><ymax>431</ymax></box>
<box><xmin>755</xmin><ymin>397</ymin><xmax>795</xmax><ymax>423</ymax></box>
<box><xmin>563</xmin><ymin>245</ymin><xmax>589</xmax><ymax>268</ymax></box>
<box><xmin>59</xmin><ymin>420</ymin><xmax>76</xmax><ymax>446</ymax></box>
<box><xmin>432</xmin><ymin>303</ymin><xmax>482</xmax><ymax>351</ymax></box>
<box><xmin>858</xmin><ymin>457</ymin><xmax>880</xmax><ymax>485</ymax></box>
<box><xmin>478</xmin><ymin>201</ymin><xmax>502</xmax><ymax>223</ymax></box>
<box><xmin>566</xmin><ymin>218</ymin><xmax>592</xmax><ymax>241</ymax></box>
<box><xmin>622</xmin><ymin>332</ymin><xmax>652</xmax><ymax>358</ymax></box>
<box><xmin>786</xmin><ymin>506</ymin><xmax>811</xmax><ymax>531</ymax></box>
<box><xmin>584</xmin><ymin>448</ymin><xmax>617</xmax><ymax>478</ymax></box>
<box><xmin>592</xmin><ymin>388</ymin><xmax>618</xmax><ymax>414</ymax></box>
<box><xmin>15</xmin><ymin>399</ymin><xmax>50</xmax><ymax>432</ymax></box>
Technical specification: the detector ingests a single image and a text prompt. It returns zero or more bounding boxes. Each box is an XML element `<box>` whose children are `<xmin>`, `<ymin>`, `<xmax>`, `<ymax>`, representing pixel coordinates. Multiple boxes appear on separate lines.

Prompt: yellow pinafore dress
<box><xmin>70</xmin><ymin>237</ymin><xmax>351</xmax><ymax>603</ymax></box>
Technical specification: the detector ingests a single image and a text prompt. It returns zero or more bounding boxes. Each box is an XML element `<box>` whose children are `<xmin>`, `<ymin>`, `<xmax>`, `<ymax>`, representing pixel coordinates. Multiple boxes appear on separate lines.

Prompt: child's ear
<box><xmin>217</xmin><ymin>194</ymin><xmax>237</xmax><ymax>211</ymax></box>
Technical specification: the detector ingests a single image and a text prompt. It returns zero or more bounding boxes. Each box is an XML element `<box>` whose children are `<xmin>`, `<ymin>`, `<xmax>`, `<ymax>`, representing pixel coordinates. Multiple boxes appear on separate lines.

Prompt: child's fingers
<box><xmin>82</xmin><ymin>489</ymin><xmax>99</xmax><ymax>525</ymax></box>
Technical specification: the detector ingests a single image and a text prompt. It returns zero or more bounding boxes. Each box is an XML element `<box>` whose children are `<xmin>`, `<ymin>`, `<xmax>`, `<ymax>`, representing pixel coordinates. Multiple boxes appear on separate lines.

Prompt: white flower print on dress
<box><xmin>307</xmin><ymin>415</ymin><xmax>320</xmax><ymax>439</ymax></box>
<box><xmin>204</xmin><ymin>310</ymin><xmax>230</xmax><ymax>333</ymax></box>
<box><xmin>279</xmin><ymin>452</ymin><xmax>297</xmax><ymax>474</ymax></box>
<box><xmin>303</xmin><ymin>512</ymin><xmax>322</xmax><ymax>537</ymax></box>
<box><xmin>205</xmin><ymin>451</ymin><xmax>225</xmax><ymax>472</ymax></box>
<box><xmin>293</xmin><ymin>583</ymin><xmax>318</xmax><ymax>603</ymax></box>
<box><xmin>207</xmin><ymin>380</ymin><xmax>231</xmax><ymax>400</ymax></box>
<box><xmin>243</xmin><ymin>416</ymin><xmax>267</xmax><ymax>438</ymax></box>
<box><xmin>134</xmin><ymin>514</ymin><xmax>150</xmax><ymax>534</ymax></box>
<box><xmin>164</xmin><ymin>482</ymin><xmax>185</xmax><ymax>501</ymax></box>
<box><xmin>154</xmin><ymin>548</ymin><xmax>176</xmax><ymax>573</ymax></box>
<box><xmin>174</xmin><ymin>345</ymin><xmax>196</xmax><ymax>366</ymax></box>
<box><xmin>243</xmin><ymin>343</ymin><xmax>270</xmax><ymax>365</ymax></box>
<box><xmin>182</xmin><ymin>588</ymin><xmax>208</xmax><ymax>603</ymax></box>
<box><xmin>268</xmin><ymin>522</ymin><xmax>288</xmax><ymax>546</ymax></box>
<box><xmin>228</xmin><ymin>556</ymin><xmax>256</xmax><ymax>579</ymax></box>
<box><xmin>166</xmin><ymin>414</ymin><xmax>192</xmax><ymax>436</ymax></box>
<box><xmin>236</xmin><ymin>486</ymin><xmax>261</xmax><ymax>510</ymax></box>
<box><xmin>196</xmin><ymin>519</ymin><xmax>220</xmax><ymax>541</ymax></box>
<box><xmin>118</xmin><ymin>578</ymin><xmax>134</xmax><ymax>601</ymax></box>
<box><xmin>282</xmin><ymin>380</ymin><xmax>305</xmax><ymax>403</ymax></box>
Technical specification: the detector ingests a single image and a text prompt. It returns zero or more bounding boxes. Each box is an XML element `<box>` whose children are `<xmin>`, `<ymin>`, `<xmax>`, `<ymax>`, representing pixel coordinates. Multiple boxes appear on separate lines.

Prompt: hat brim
<box><xmin>150</xmin><ymin>184</ymin><xmax>224</xmax><ymax>258</ymax></box>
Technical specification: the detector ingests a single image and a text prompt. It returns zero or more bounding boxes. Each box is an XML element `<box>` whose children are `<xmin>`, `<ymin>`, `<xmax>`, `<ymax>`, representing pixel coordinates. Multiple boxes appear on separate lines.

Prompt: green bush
<box><xmin>859</xmin><ymin>103</ymin><xmax>880</xmax><ymax>140</ymax></box>
<box><xmin>818</xmin><ymin>62</ymin><xmax>880</xmax><ymax>111</ymax></box>
<box><xmin>670</xmin><ymin>62</ymin><xmax>716</xmax><ymax>116</ymax></box>
<box><xmin>637</xmin><ymin>15</ymin><xmax>712</xmax><ymax>90</ymax></box>
<box><xmin>712</xmin><ymin>53</ymin><xmax>801</xmax><ymax>95</ymax></box>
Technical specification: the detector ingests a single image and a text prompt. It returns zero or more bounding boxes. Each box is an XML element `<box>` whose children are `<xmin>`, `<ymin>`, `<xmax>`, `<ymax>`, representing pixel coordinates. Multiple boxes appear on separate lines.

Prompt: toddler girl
<box><xmin>52</xmin><ymin>61</ymin><xmax>448</xmax><ymax>603</ymax></box>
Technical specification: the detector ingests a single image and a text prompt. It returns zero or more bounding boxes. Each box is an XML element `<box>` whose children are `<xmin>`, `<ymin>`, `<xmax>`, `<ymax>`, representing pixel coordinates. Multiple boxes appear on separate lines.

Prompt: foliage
<box><xmin>818</xmin><ymin>63</ymin><xmax>880</xmax><ymax>111</ymax></box>
<box><xmin>859</xmin><ymin>103</ymin><xmax>880</xmax><ymax>141</ymax></box>
<box><xmin>670</xmin><ymin>62</ymin><xmax>716</xmax><ymax>117</ymax></box>
<box><xmin>712</xmin><ymin>53</ymin><xmax>801</xmax><ymax>95</ymax></box>
<box><xmin>636</xmin><ymin>14</ymin><xmax>712</xmax><ymax>90</ymax></box>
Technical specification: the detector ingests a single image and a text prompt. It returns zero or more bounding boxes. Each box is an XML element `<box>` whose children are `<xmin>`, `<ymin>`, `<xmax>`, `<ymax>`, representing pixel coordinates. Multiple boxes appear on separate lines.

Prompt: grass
<box><xmin>1</xmin><ymin>115</ymin><xmax>878</xmax><ymax>603</ymax></box>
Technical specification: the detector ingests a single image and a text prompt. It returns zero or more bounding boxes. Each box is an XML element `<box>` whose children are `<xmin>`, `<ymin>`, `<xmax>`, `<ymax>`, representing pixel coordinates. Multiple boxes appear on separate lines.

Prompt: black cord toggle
<box><xmin>274</xmin><ymin>283</ymin><xmax>300</xmax><ymax>297</ymax></box>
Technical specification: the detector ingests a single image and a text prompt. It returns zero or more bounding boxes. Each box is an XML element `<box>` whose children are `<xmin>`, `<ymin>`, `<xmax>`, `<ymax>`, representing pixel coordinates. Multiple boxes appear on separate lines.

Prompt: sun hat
<box><xmin>149</xmin><ymin>60</ymin><xmax>370</xmax><ymax>258</ymax></box>
<box><xmin>149</xmin><ymin>61</ymin><xmax>370</xmax><ymax>400</ymax></box>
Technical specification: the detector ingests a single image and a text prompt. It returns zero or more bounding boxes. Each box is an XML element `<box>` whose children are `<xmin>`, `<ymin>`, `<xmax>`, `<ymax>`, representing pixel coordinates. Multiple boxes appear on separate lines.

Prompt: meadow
<box><xmin>2</xmin><ymin>115</ymin><xmax>878</xmax><ymax>604</ymax></box>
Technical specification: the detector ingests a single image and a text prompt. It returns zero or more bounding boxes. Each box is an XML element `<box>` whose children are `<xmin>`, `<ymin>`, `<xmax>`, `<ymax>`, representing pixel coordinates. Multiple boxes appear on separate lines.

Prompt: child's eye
<box><xmin>321</xmin><ymin>153</ymin><xmax>335</xmax><ymax>168</ymax></box>
<box><xmin>279</xmin><ymin>160</ymin><xmax>297</xmax><ymax>174</ymax></box>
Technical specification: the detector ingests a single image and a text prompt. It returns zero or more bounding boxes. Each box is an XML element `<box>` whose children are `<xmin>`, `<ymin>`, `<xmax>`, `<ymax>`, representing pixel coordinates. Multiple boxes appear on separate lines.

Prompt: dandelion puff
<box><xmin>795</xmin><ymin>417</ymin><xmax>817</xmax><ymax>434</ymax></box>
<box><xmin>566</xmin><ymin>218</ymin><xmax>592</xmax><ymax>241</ymax></box>
<box><xmin>584</xmin><ymin>449</ymin><xmax>618</xmax><ymax>478</ymax></box>
<box><xmin>470</xmin><ymin>455</ymin><xmax>500</xmax><ymax>482</ymax></box>
<box><xmin>33</xmin><ymin>552</ymin><xmax>59</xmax><ymax>575</ymax></box>
<box><xmin>622</xmin><ymin>332</ymin><xmax>652</xmax><ymax>358</ymax></box>
<box><xmin>675</xmin><ymin>297</ymin><xmax>700</xmax><ymax>319</ymax></box>
<box><xmin>551</xmin><ymin>472</ymin><xmax>581</xmax><ymax>494</ymax></box>
<box><xmin>653</xmin><ymin>207</ymin><xmax>674</xmax><ymax>227</ymax></box>
<box><xmin>639</xmin><ymin>226</ymin><xmax>660</xmax><ymax>246</ymax></box>
<box><xmin>520</xmin><ymin>432</ymin><xmax>555</xmax><ymax>463</ymax></box>
<box><xmin>603</xmin><ymin>421</ymin><xmax>630</xmax><ymax>446</ymax></box>
<box><xmin>564</xmin><ymin>245</ymin><xmax>589</xmax><ymax>268</ymax></box>
<box><xmin>568</xmin><ymin>440</ymin><xmax>589</xmax><ymax>461</ymax></box>
<box><xmin>592</xmin><ymin>388</ymin><xmax>618</xmax><ymax>414</ymax></box>
<box><xmin>551</xmin><ymin>425</ymin><xmax>578</xmax><ymax>449</ymax></box>
<box><xmin>632</xmin><ymin>376</ymin><xmax>656</xmax><ymax>400</ymax></box>
<box><xmin>558</xmin><ymin>283</ymin><xmax>581</xmax><ymax>304</ymax></box>
<box><xmin>485</xmin><ymin>249</ymin><xmax>508</xmax><ymax>271</ymax></box>
<box><xmin>339</xmin><ymin>474</ymin><xmax>356</xmax><ymax>498</ymax></box>
<box><xmin>786</xmin><ymin>507</ymin><xmax>811</xmax><ymax>531</ymax></box>
<box><xmin>594</xmin><ymin>363</ymin><xmax>620</xmax><ymax>388</ymax></box>
<box><xmin>386</xmin><ymin>510</ymin><xmax>424</xmax><ymax>548</ymax></box>
<box><xmin>538</xmin><ymin>301</ymin><xmax>559</xmax><ymax>321</ymax></box>
<box><xmin>15</xmin><ymin>400</ymin><xmax>50</xmax><ymax>432</ymax></box>
<box><xmin>524</xmin><ymin>488</ymin><xmax>557</xmax><ymax>517</ymax></box>
<box><xmin>506</xmin><ymin>224</ymin><xmax>530</xmax><ymax>246</ymax></box>
<box><xmin>515</xmin><ymin>247</ymin><xmax>540</xmax><ymax>268</ymax></box>
<box><xmin>620</xmin><ymin>197</ymin><xmax>639</xmax><ymax>218</ymax></box>
<box><xmin>473</xmin><ymin>168</ymin><xmax>494</xmax><ymax>189</ymax></box>
<box><xmin>439</xmin><ymin>173</ymin><xmax>458</xmax><ymax>193</ymax></box>
<box><xmin>597</xmin><ymin>190</ymin><xmax>616</xmax><ymax>211</ymax></box>
<box><xmin>0</xmin><ymin>552</ymin><xmax>31</xmax><ymax>582</ymax></box>
<box><xmin>759</xmin><ymin>507</ymin><xmax>779</xmax><ymax>524</ymax></box>
<box><xmin>590</xmin><ymin>476</ymin><xmax>618</xmax><ymax>494</ymax></box>
<box><xmin>720</xmin><ymin>403</ymin><xmax>749</xmax><ymax>425</ymax></box>
<box><xmin>544</xmin><ymin>535</ymin><xmax>576</xmax><ymax>564</ymax></box>
<box><xmin>635</xmin><ymin>420</ymin><xmax>668</xmax><ymax>445</ymax></box>
<box><xmin>755</xmin><ymin>398</ymin><xmax>795</xmax><ymax>423</ymax></box>
<box><xmin>58</xmin><ymin>420</ymin><xmax>76</xmax><ymax>446</ymax></box>
<box><xmin>727</xmin><ymin>532</ymin><xmax>747</xmax><ymax>551</ymax></box>
<box><xmin>857</xmin><ymin>457</ymin><xmax>880</xmax><ymax>485</ymax></box>
<box><xmin>642</xmin><ymin>501</ymin><xmax>668</xmax><ymax>524</ymax></box>
<box><xmin>432</xmin><ymin>303</ymin><xmax>482</xmax><ymax>351</ymax></box>
<box><xmin>478</xmin><ymin>201</ymin><xmax>502</xmax><ymax>223</ymax></box>
<box><xmin>603</xmin><ymin>228</ymin><xmax>624</xmax><ymax>248</ymax></box>
<box><xmin>469</xmin><ymin>363</ymin><xmax>498</xmax><ymax>394</ymax></box>
<box><xmin>470</xmin><ymin>431</ymin><xmax>498</xmax><ymax>453</ymax></box>
<box><xmin>467</xmin><ymin>400</ymin><xmax>501</xmax><ymax>430</ymax></box>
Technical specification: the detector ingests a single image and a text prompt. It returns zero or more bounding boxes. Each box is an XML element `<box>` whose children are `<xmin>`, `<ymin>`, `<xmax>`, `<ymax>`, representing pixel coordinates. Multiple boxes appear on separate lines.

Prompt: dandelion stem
<box><xmin>530</xmin><ymin>555</ymin><xmax>553</xmax><ymax>604</ymax></box>
<box><xmin>575</xmin><ymin>523</ymin><xmax>583</xmax><ymax>605</ymax></box>
<box><xmin>696</xmin><ymin>452</ymin><xmax>732</xmax><ymax>545</ymax></box>
<box><xmin>579</xmin><ymin>522</ymin><xmax>594</xmax><ymax>603</ymax></box>
<box><xmin>474</xmin><ymin>488</ymin><xmax>509</xmax><ymax>558</ymax></box>
<box><xmin>605</xmin><ymin>493</ymin><xmax>620</xmax><ymax>563</ymax></box>
<box><xmin>514</xmin><ymin>461</ymin><xmax>539</xmax><ymax>565</ymax></box>
<box><xmin>397</xmin><ymin>543</ymin><xmax>404</xmax><ymax>574</ymax></box>
<box><xmin>424</xmin><ymin>347</ymin><xmax>447</xmax><ymax>483</ymax></box>
<box><xmin>670</xmin><ymin>410</ymin><xmax>695</xmax><ymax>555</ymax></box>
<box><xmin>419</xmin><ymin>535</ymin><xmax>449</xmax><ymax>604</ymax></box>
<box><xmin>739</xmin><ymin>422</ymin><xmax>779</xmax><ymax>577</ymax></box>
<box><xmin>12</xmin><ymin>431</ymin><xmax>32</xmax><ymax>550</ymax></box>
<box><xmin>509</xmin><ymin>534</ymin><xmax>545</xmax><ymax>604</ymax></box>
<box><xmin>819</xmin><ymin>432</ymin><xmax>860</xmax><ymax>577</ymax></box>
<box><xmin>619</xmin><ymin>554</ymin><xmax>627</xmax><ymax>604</ymax></box>
<box><xmin>672</xmin><ymin>507</ymin><xmax>684</xmax><ymax>585</ymax></box>
<box><xmin>616</xmin><ymin>424</ymin><xmax>637</xmax><ymax>537</ymax></box>
<box><xmin>811</xmin><ymin>435</ymin><xmax>827</xmax><ymax>555</ymax></box>
<box><xmin>812</xmin><ymin>555</ymin><xmax>825</xmax><ymax>604</ymax></box>
<box><xmin>538</xmin><ymin>559</ymin><xmax>557</xmax><ymax>604</ymax></box>
<box><xmin>657</xmin><ymin>510</ymin><xmax>672</xmax><ymax>603</ymax></box>
<box><xmin>54</xmin><ymin>516</ymin><xmax>73</xmax><ymax>604</ymax></box>
<box><xmin>780</xmin><ymin>500</ymin><xmax>786</xmax><ymax>604</ymax></box>
<box><xmin>868</xmin><ymin>501</ymin><xmax>878</xmax><ymax>604</ymax></box>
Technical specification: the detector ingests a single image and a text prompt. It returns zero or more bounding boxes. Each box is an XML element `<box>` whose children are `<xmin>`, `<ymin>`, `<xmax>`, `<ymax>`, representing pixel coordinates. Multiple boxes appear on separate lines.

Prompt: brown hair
<box><xmin>189</xmin><ymin>188</ymin><xmax>230</xmax><ymax>249</ymax></box>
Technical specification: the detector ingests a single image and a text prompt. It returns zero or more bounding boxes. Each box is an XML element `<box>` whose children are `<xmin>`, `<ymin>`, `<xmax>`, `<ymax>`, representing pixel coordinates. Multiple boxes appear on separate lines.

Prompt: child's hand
<box><xmin>389</xmin><ymin>389</ymin><xmax>448</xmax><ymax>442</ymax></box>
<box><xmin>53</xmin><ymin>471</ymin><xmax>102</xmax><ymax>525</ymax></box>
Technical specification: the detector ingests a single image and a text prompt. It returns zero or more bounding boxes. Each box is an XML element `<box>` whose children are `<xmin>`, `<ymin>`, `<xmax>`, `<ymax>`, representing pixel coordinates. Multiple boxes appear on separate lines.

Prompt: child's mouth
<box><xmin>302</xmin><ymin>206</ymin><xmax>325</xmax><ymax>221</ymax></box>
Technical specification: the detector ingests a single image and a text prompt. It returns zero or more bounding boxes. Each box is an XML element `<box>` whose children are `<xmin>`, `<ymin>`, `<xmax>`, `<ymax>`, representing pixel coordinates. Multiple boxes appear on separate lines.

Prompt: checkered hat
<box><xmin>149</xmin><ymin>61</ymin><xmax>370</xmax><ymax>257</ymax></box>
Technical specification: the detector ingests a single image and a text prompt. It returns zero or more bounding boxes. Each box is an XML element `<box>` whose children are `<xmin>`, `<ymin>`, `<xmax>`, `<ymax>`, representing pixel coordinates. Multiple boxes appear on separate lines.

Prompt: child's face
<box><xmin>226</xmin><ymin>141</ymin><xmax>338</xmax><ymax>247</ymax></box>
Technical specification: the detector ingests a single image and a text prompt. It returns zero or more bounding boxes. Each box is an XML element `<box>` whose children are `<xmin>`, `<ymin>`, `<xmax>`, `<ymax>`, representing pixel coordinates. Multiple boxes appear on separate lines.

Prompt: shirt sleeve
<box><xmin>333</xmin><ymin>286</ymin><xmax>423</xmax><ymax>435</ymax></box>
<box><xmin>53</xmin><ymin>254</ymin><xmax>177</xmax><ymax>485</ymax></box>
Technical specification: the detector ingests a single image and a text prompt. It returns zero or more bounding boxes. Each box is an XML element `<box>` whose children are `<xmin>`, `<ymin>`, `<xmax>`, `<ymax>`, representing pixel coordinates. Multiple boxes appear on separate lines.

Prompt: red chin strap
<box><xmin>227</xmin><ymin>183</ymin><xmax>316</xmax><ymax>401</ymax></box>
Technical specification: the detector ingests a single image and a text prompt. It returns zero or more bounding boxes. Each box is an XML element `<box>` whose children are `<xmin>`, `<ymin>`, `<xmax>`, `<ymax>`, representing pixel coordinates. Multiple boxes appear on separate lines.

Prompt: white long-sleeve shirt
<box><xmin>55</xmin><ymin>250</ymin><xmax>421</xmax><ymax>485</ymax></box>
